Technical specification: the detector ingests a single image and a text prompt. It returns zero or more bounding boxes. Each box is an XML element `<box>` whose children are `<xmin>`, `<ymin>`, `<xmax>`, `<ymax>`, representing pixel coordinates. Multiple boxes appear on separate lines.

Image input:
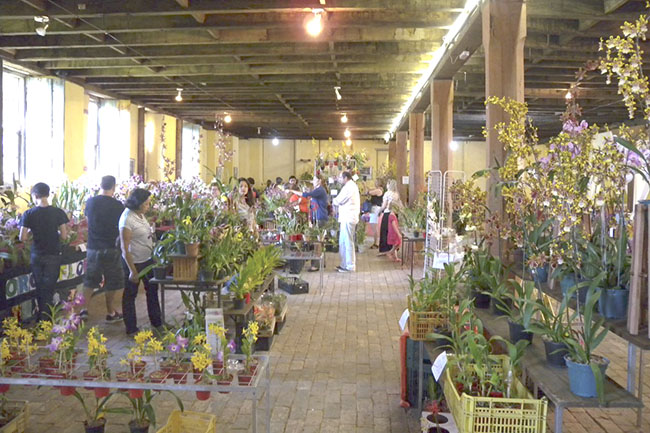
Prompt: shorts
<box><xmin>369</xmin><ymin>206</ymin><xmax>381</xmax><ymax>224</ymax></box>
<box><xmin>84</xmin><ymin>248</ymin><xmax>125</xmax><ymax>292</ymax></box>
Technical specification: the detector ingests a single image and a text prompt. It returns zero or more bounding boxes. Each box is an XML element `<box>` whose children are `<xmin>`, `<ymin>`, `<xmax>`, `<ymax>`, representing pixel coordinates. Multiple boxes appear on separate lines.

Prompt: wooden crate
<box><xmin>172</xmin><ymin>256</ymin><xmax>198</xmax><ymax>281</ymax></box>
<box><xmin>0</xmin><ymin>401</ymin><xmax>28</xmax><ymax>433</ymax></box>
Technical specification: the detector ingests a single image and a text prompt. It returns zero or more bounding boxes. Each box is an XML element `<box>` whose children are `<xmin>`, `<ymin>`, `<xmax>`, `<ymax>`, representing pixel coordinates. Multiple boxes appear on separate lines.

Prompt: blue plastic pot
<box><xmin>598</xmin><ymin>288</ymin><xmax>629</xmax><ymax>320</ymax></box>
<box><xmin>529</xmin><ymin>265</ymin><xmax>548</xmax><ymax>283</ymax></box>
<box><xmin>565</xmin><ymin>356</ymin><xmax>609</xmax><ymax>398</ymax></box>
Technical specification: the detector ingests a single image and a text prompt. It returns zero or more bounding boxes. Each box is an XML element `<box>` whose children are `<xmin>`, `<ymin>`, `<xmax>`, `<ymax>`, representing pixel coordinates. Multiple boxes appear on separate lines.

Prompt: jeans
<box><xmin>122</xmin><ymin>259</ymin><xmax>162</xmax><ymax>334</ymax></box>
<box><xmin>339</xmin><ymin>222</ymin><xmax>357</xmax><ymax>271</ymax></box>
<box><xmin>312</xmin><ymin>219</ymin><xmax>327</xmax><ymax>269</ymax></box>
<box><xmin>31</xmin><ymin>254</ymin><xmax>62</xmax><ymax>320</ymax></box>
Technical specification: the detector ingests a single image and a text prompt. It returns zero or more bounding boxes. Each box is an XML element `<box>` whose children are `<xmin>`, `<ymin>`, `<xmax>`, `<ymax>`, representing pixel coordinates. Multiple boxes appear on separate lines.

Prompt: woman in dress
<box><xmin>366</xmin><ymin>180</ymin><xmax>384</xmax><ymax>249</ymax></box>
<box><xmin>377</xmin><ymin>179</ymin><xmax>402</xmax><ymax>256</ymax></box>
<box><xmin>119</xmin><ymin>188</ymin><xmax>162</xmax><ymax>336</ymax></box>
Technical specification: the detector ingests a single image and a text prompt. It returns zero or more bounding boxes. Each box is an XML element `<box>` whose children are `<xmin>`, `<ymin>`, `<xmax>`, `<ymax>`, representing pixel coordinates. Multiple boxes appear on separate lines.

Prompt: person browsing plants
<box><xmin>19</xmin><ymin>182</ymin><xmax>70</xmax><ymax>321</ymax></box>
<box><xmin>332</xmin><ymin>171</ymin><xmax>360</xmax><ymax>273</ymax></box>
<box><xmin>119</xmin><ymin>188</ymin><xmax>163</xmax><ymax>336</ymax></box>
<box><xmin>292</xmin><ymin>175</ymin><xmax>329</xmax><ymax>271</ymax></box>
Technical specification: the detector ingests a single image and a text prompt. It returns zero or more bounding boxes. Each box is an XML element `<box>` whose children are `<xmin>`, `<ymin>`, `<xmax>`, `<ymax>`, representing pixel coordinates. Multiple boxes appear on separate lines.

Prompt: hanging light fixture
<box><xmin>344</xmin><ymin>128</ymin><xmax>351</xmax><ymax>138</ymax></box>
<box><xmin>305</xmin><ymin>8</ymin><xmax>325</xmax><ymax>37</ymax></box>
<box><xmin>384</xmin><ymin>132</ymin><xmax>390</xmax><ymax>142</ymax></box>
<box><xmin>340</xmin><ymin>113</ymin><xmax>348</xmax><ymax>124</ymax></box>
<box><xmin>224</xmin><ymin>114</ymin><xmax>232</xmax><ymax>124</ymax></box>
<box><xmin>334</xmin><ymin>86</ymin><xmax>342</xmax><ymax>101</ymax></box>
<box><xmin>272</xmin><ymin>137</ymin><xmax>280</xmax><ymax>146</ymax></box>
<box><xmin>345</xmin><ymin>138</ymin><xmax>352</xmax><ymax>146</ymax></box>
<box><xmin>175</xmin><ymin>88</ymin><xmax>183</xmax><ymax>102</ymax></box>
<box><xmin>34</xmin><ymin>16</ymin><xmax>49</xmax><ymax>37</ymax></box>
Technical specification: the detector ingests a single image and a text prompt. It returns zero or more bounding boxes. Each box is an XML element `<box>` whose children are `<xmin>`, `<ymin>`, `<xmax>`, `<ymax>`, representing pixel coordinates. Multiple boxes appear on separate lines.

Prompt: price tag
<box><xmin>77</xmin><ymin>243</ymin><xmax>87</xmax><ymax>252</ymax></box>
<box><xmin>331</xmin><ymin>189</ymin><xmax>338</xmax><ymax>196</ymax></box>
<box><xmin>399</xmin><ymin>308</ymin><xmax>409</xmax><ymax>331</ymax></box>
<box><xmin>352</xmin><ymin>174</ymin><xmax>359</xmax><ymax>181</ymax></box>
<box><xmin>328</xmin><ymin>177</ymin><xmax>335</xmax><ymax>184</ymax></box>
<box><xmin>432</xmin><ymin>351</ymin><xmax>448</xmax><ymax>381</ymax></box>
<box><xmin>402</xmin><ymin>176</ymin><xmax>409</xmax><ymax>185</ymax></box>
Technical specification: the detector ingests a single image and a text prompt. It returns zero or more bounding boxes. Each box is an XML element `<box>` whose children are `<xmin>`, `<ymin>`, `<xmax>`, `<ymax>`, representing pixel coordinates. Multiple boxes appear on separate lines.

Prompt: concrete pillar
<box><xmin>483</xmin><ymin>0</ymin><xmax>526</xmax><ymax>218</ymax></box>
<box><xmin>175</xmin><ymin>118</ymin><xmax>183</xmax><ymax>179</ymax></box>
<box><xmin>409</xmin><ymin>112</ymin><xmax>425</xmax><ymax>205</ymax></box>
<box><xmin>137</xmin><ymin>107</ymin><xmax>145</xmax><ymax>179</ymax></box>
<box><xmin>396</xmin><ymin>131</ymin><xmax>408</xmax><ymax>202</ymax></box>
<box><xmin>431</xmin><ymin>79</ymin><xmax>454</xmax><ymax>174</ymax></box>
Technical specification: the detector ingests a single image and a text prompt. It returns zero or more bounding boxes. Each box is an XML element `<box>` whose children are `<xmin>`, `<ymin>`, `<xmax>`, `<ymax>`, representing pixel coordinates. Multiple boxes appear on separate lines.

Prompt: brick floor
<box><xmin>6</xmin><ymin>251</ymin><xmax>650</xmax><ymax>432</ymax></box>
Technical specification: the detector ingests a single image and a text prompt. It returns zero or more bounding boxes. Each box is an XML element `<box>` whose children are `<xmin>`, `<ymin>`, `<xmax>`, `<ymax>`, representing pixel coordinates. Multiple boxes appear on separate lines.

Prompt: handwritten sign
<box><xmin>399</xmin><ymin>309</ymin><xmax>409</xmax><ymax>331</ymax></box>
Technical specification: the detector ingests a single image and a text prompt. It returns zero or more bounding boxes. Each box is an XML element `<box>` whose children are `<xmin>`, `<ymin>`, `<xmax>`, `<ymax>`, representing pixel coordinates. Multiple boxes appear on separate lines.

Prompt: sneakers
<box><xmin>337</xmin><ymin>267</ymin><xmax>350</xmax><ymax>273</ymax></box>
<box><xmin>106</xmin><ymin>312</ymin><xmax>123</xmax><ymax>323</ymax></box>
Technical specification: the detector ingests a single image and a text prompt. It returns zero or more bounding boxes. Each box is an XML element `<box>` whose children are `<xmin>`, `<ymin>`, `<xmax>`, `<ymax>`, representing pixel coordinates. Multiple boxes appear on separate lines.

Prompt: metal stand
<box><xmin>152</xmin><ymin>277</ymin><xmax>229</xmax><ymax>323</ymax></box>
<box><xmin>277</xmin><ymin>250</ymin><xmax>325</xmax><ymax>293</ymax></box>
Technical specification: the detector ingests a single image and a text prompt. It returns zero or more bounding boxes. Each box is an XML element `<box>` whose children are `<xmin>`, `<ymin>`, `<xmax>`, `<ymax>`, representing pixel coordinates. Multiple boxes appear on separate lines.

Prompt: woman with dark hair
<box><xmin>119</xmin><ymin>188</ymin><xmax>162</xmax><ymax>336</ymax></box>
<box><xmin>293</xmin><ymin>175</ymin><xmax>329</xmax><ymax>271</ymax></box>
<box><xmin>230</xmin><ymin>178</ymin><xmax>256</xmax><ymax>231</ymax></box>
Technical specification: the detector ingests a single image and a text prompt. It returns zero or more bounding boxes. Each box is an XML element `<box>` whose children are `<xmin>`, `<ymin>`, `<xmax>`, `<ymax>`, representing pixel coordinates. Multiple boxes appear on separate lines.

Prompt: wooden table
<box><xmin>151</xmin><ymin>276</ymin><xmax>230</xmax><ymax>323</ymax></box>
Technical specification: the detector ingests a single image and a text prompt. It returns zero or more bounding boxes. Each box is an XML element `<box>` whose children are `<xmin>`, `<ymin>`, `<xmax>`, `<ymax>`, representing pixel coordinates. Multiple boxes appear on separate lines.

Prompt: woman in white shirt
<box><xmin>119</xmin><ymin>188</ymin><xmax>162</xmax><ymax>336</ymax></box>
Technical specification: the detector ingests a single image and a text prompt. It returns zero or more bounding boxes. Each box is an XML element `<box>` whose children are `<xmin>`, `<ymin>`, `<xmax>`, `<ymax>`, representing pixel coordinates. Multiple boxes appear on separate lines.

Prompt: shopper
<box><xmin>19</xmin><ymin>182</ymin><xmax>70</xmax><ymax>320</ymax></box>
<box><xmin>81</xmin><ymin>175</ymin><xmax>124</xmax><ymax>322</ymax></box>
<box><xmin>230</xmin><ymin>178</ymin><xmax>256</xmax><ymax>232</ymax></box>
<box><xmin>119</xmin><ymin>188</ymin><xmax>162</xmax><ymax>336</ymax></box>
<box><xmin>247</xmin><ymin>177</ymin><xmax>259</xmax><ymax>202</ymax></box>
<box><xmin>378</xmin><ymin>179</ymin><xmax>402</xmax><ymax>256</ymax></box>
<box><xmin>385</xmin><ymin>201</ymin><xmax>403</xmax><ymax>262</ymax></box>
<box><xmin>332</xmin><ymin>172</ymin><xmax>360</xmax><ymax>273</ymax></box>
<box><xmin>293</xmin><ymin>175</ymin><xmax>329</xmax><ymax>271</ymax></box>
<box><xmin>366</xmin><ymin>180</ymin><xmax>384</xmax><ymax>249</ymax></box>
<box><xmin>286</xmin><ymin>175</ymin><xmax>298</xmax><ymax>190</ymax></box>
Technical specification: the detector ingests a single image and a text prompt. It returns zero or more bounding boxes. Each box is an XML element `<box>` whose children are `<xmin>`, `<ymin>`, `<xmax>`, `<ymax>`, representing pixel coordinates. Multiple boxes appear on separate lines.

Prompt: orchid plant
<box><xmin>241</xmin><ymin>321</ymin><xmax>259</xmax><ymax>374</ymax></box>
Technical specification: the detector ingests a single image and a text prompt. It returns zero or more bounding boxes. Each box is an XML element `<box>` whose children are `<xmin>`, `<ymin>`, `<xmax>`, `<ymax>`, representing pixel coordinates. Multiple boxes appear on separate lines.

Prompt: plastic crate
<box><xmin>407</xmin><ymin>296</ymin><xmax>448</xmax><ymax>341</ymax></box>
<box><xmin>443</xmin><ymin>355</ymin><xmax>548</xmax><ymax>433</ymax></box>
<box><xmin>156</xmin><ymin>410</ymin><xmax>216</xmax><ymax>433</ymax></box>
<box><xmin>0</xmin><ymin>401</ymin><xmax>28</xmax><ymax>433</ymax></box>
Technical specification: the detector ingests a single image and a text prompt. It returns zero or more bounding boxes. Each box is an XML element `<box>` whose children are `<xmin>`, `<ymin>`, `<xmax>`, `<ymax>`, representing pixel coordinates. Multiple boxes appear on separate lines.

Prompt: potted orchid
<box><xmin>83</xmin><ymin>327</ymin><xmax>111</xmax><ymax>395</ymax></box>
<box><xmin>208</xmin><ymin>323</ymin><xmax>235</xmax><ymax>371</ymax></box>
<box><xmin>71</xmin><ymin>389</ymin><xmax>129</xmax><ymax>433</ymax></box>
<box><xmin>144</xmin><ymin>337</ymin><xmax>166</xmax><ymax>384</ymax></box>
<box><xmin>239</xmin><ymin>321</ymin><xmax>259</xmax><ymax>384</ymax></box>
<box><xmin>161</xmin><ymin>332</ymin><xmax>190</xmax><ymax>384</ymax></box>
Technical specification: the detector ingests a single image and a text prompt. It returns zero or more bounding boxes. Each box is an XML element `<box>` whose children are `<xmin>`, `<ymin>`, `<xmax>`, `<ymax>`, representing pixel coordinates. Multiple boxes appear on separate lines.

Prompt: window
<box><xmin>2</xmin><ymin>71</ymin><xmax>26</xmax><ymax>184</ymax></box>
<box><xmin>85</xmin><ymin>98</ymin><xmax>99</xmax><ymax>175</ymax></box>
<box><xmin>181</xmin><ymin>123</ymin><xmax>201</xmax><ymax>179</ymax></box>
<box><xmin>86</xmin><ymin>99</ymin><xmax>131</xmax><ymax>181</ymax></box>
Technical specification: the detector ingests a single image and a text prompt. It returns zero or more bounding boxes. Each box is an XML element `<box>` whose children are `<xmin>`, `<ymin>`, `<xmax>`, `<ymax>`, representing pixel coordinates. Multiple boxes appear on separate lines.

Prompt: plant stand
<box><xmin>151</xmin><ymin>276</ymin><xmax>229</xmax><ymax>324</ymax></box>
<box><xmin>274</xmin><ymin>303</ymin><xmax>288</xmax><ymax>335</ymax></box>
<box><xmin>275</xmin><ymin>249</ymin><xmax>324</xmax><ymax>293</ymax></box>
<box><xmin>256</xmin><ymin>318</ymin><xmax>276</xmax><ymax>351</ymax></box>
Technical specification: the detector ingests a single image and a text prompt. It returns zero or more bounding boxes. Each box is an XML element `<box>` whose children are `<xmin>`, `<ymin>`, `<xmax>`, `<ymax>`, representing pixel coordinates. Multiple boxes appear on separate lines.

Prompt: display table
<box><xmin>276</xmin><ymin>249</ymin><xmax>324</xmax><ymax>293</ymax></box>
<box><xmin>0</xmin><ymin>353</ymin><xmax>271</xmax><ymax>433</ymax></box>
<box><xmin>151</xmin><ymin>276</ymin><xmax>230</xmax><ymax>323</ymax></box>
<box><xmin>401</xmin><ymin>235</ymin><xmax>425</xmax><ymax>278</ymax></box>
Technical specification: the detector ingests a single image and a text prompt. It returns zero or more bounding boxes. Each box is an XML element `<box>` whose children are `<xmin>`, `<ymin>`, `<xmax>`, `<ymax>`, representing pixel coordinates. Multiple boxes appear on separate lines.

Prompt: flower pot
<box><xmin>185</xmin><ymin>242</ymin><xmax>200</xmax><ymax>257</ymax></box>
<box><xmin>427</xmin><ymin>428</ymin><xmax>450</xmax><ymax>433</ymax></box>
<box><xmin>172</xmin><ymin>364</ymin><xmax>191</xmax><ymax>384</ymax></box>
<box><xmin>149</xmin><ymin>370</ymin><xmax>168</xmax><ymax>384</ymax></box>
<box><xmin>39</xmin><ymin>356</ymin><xmax>55</xmax><ymax>373</ymax></box>
<box><xmin>217</xmin><ymin>374</ymin><xmax>232</xmax><ymax>394</ymax></box>
<box><xmin>129</xmin><ymin>388</ymin><xmax>144</xmax><ymax>399</ymax></box>
<box><xmin>288</xmin><ymin>259</ymin><xmax>305</xmax><ymax>274</ymax></box>
<box><xmin>471</xmin><ymin>289</ymin><xmax>491</xmax><ymax>309</ymax></box>
<box><xmin>0</xmin><ymin>384</ymin><xmax>10</xmax><ymax>393</ymax></box>
<box><xmin>560</xmin><ymin>274</ymin><xmax>578</xmax><ymax>294</ymax></box>
<box><xmin>84</xmin><ymin>419</ymin><xmax>106</xmax><ymax>433</ymax></box>
<box><xmin>152</xmin><ymin>266</ymin><xmax>168</xmax><ymax>280</ymax></box>
<box><xmin>115</xmin><ymin>371</ymin><xmax>130</xmax><ymax>391</ymax></box>
<box><xmin>128</xmin><ymin>420</ymin><xmax>150</xmax><ymax>433</ymax></box>
<box><xmin>198</xmin><ymin>269</ymin><xmax>215</xmax><ymax>282</ymax></box>
<box><xmin>426</xmin><ymin>414</ymin><xmax>449</xmax><ymax>424</ymax></box>
<box><xmin>529</xmin><ymin>265</ymin><xmax>548</xmax><ymax>283</ymax></box>
<box><xmin>507</xmin><ymin>320</ymin><xmax>534</xmax><ymax>344</ymax></box>
<box><xmin>94</xmin><ymin>387</ymin><xmax>110</xmax><ymax>398</ymax></box>
<box><xmin>195</xmin><ymin>390</ymin><xmax>211</xmax><ymax>400</ymax></box>
<box><xmin>565</xmin><ymin>355</ymin><xmax>610</xmax><ymax>398</ymax></box>
<box><xmin>132</xmin><ymin>361</ymin><xmax>146</xmax><ymax>378</ymax></box>
<box><xmin>9</xmin><ymin>354</ymin><xmax>26</xmax><ymax>373</ymax></box>
<box><xmin>238</xmin><ymin>375</ymin><xmax>253</xmax><ymax>386</ymax></box>
<box><xmin>598</xmin><ymin>287</ymin><xmax>629</xmax><ymax>320</ymax></box>
<box><xmin>543</xmin><ymin>339</ymin><xmax>568</xmax><ymax>368</ymax></box>
<box><xmin>233</xmin><ymin>297</ymin><xmax>245</xmax><ymax>310</ymax></box>
<box><xmin>60</xmin><ymin>385</ymin><xmax>76</xmax><ymax>396</ymax></box>
<box><xmin>490</xmin><ymin>298</ymin><xmax>510</xmax><ymax>316</ymax></box>
<box><xmin>212</xmin><ymin>360</ymin><xmax>224</xmax><ymax>370</ymax></box>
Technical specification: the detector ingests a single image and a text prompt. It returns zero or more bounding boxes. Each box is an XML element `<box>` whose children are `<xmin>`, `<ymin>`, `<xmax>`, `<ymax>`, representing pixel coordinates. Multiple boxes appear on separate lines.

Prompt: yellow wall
<box><xmin>63</xmin><ymin>82</ymin><xmax>88</xmax><ymax>181</ymax></box>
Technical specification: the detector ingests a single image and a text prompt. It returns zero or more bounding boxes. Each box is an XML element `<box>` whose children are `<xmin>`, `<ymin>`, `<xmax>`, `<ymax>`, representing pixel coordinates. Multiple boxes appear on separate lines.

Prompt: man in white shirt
<box><xmin>332</xmin><ymin>172</ymin><xmax>360</xmax><ymax>272</ymax></box>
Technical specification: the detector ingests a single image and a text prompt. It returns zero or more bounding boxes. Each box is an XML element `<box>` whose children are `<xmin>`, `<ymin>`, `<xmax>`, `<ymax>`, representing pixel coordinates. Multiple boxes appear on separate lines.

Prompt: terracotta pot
<box><xmin>39</xmin><ymin>357</ymin><xmax>55</xmax><ymax>373</ymax></box>
<box><xmin>195</xmin><ymin>390</ymin><xmax>211</xmax><ymax>401</ymax></box>
<box><xmin>132</xmin><ymin>361</ymin><xmax>146</xmax><ymax>378</ymax></box>
<box><xmin>60</xmin><ymin>385</ymin><xmax>76</xmax><ymax>396</ymax></box>
<box><xmin>172</xmin><ymin>365</ymin><xmax>190</xmax><ymax>384</ymax></box>
<box><xmin>148</xmin><ymin>371</ymin><xmax>167</xmax><ymax>384</ymax></box>
<box><xmin>0</xmin><ymin>384</ymin><xmax>10</xmax><ymax>393</ymax></box>
<box><xmin>115</xmin><ymin>371</ymin><xmax>130</xmax><ymax>392</ymax></box>
<box><xmin>129</xmin><ymin>388</ymin><xmax>144</xmax><ymax>399</ymax></box>
<box><xmin>83</xmin><ymin>371</ymin><xmax>100</xmax><ymax>390</ymax></box>
<box><xmin>238</xmin><ymin>375</ymin><xmax>253</xmax><ymax>386</ymax></box>
<box><xmin>10</xmin><ymin>353</ymin><xmax>26</xmax><ymax>373</ymax></box>
<box><xmin>185</xmin><ymin>242</ymin><xmax>200</xmax><ymax>257</ymax></box>
<box><xmin>94</xmin><ymin>387</ymin><xmax>110</xmax><ymax>398</ymax></box>
<box><xmin>212</xmin><ymin>360</ymin><xmax>224</xmax><ymax>370</ymax></box>
<box><xmin>217</xmin><ymin>373</ymin><xmax>232</xmax><ymax>394</ymax></box>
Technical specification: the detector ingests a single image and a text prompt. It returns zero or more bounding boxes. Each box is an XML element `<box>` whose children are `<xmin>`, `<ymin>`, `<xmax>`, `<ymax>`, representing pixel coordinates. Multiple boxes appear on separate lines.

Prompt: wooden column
<box><xmin>431</xmin><ymin>79</ymin><xmax>454</xmax><ymax>174</ymax></box>
<box><xmin>388</xmin><ymin>140</ymin><xmax>396</xmax><ymax>169</ymax></box>
<box><xmin>483</xmin><ymin>0</ymin><xmax>526</xmax><ymax>219</ymax></box>
<box><xmin>409</xmin><ymin>112</ymin><xmax>425</xmax><ymax>205</ymax></box>
<box><xmin>137</xmin><ymin>107</ymin><xmax>145</xmax><ymax>179</ymax></box>
<box><xmin>175</xmin><ymin>118</ymin><xmax>183</xmax><ymax>179</ymax></box>
<box><xmin>396</xmin><ymin>131</ymin><xmax>408</xmax><ymax>202</ymax></box>
<box><xmin>0</xmin><ymin>58</ymin><xmax>3</xmax><ymax>185</ymax></box>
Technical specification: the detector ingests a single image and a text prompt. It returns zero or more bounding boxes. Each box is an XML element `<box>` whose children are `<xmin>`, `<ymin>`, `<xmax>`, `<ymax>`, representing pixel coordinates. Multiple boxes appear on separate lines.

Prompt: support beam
<box><xmin>409</xmin><ymin>112</ymin><xmax>425</xmax><ymax>206</ymax></box>
<box><xmin>396</xmin><ymin>131</ymin><xmax>408</xmax><ymax>203</ymax></box>
<box><xmin>0</xmin><ymin>58</ymin><xmax>3</xmax><ymax>185</ymax></box>
<box><xmin>137</xmin><ymin>107</ymin><xmax>145</xmax><ymax>178</ymax></box>
<box><xmin>176</xmin><ymin>118</ymin><xmax>183</xmax><ymax>179</ymax></box>
<box><xmin>388</xmin><ymin>139</ymin><xmax>396</xmax><ymax>168</ymax></box>
<box><xmin>483</xmin><ymin>0</ymin><xmax>526</xmax><ymax>252</ymax></box>
<box><xmin>431</xmin><ymin>79</ymin><xmax>453</xmax><ymax>175</ymax></box>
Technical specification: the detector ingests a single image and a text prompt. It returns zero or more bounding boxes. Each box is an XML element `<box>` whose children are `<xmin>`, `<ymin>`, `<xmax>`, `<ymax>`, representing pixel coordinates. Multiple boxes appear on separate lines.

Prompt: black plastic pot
<box><xmin>128</xmin><ymin>420</ymin><xmax>150</xmax><ymax>433</ymax></box>
<box><xmin>233</xmin><ymin>297</ymin><xmax>245</xmax><ymax>310</ymax></box>
<box><xmin>598</xmin><ymin>287</ymin><xmax>629</xmax><ymax>320</ymax></box>
<box><xmin>288</xmin><ymin>259</ymin><xmax>305</xmax><ymax>274</ymax></box>
<box><xmin>491</xmin><ymin>298</ymin><xmax>511</xmax><ymax>316</ymax></box>
<box><xmin>152</xmin><ymin>266</ymin><xmax>168</xmax><ymax>280</ymax></box>
<box><xmin>543</xmin><ymin>339</ymin><xmax>568</xmax><ymax>368</ymax></box>
<box><xmin>84</xmin><ymin>420</ymin><xmax>106</xmax><ymax>433</ymax></box>
<box><xmin>472</xmin><ymin>290</ymin><xmax>491</xmax><ymax>309</ymax></box>
<box><xmin>173</xmin><ymin>241</ymin><xmax>186</xmax><ymax>255</ymax></box>
<box><xmin>529</xmin><ymin>265</ymin><xmax>548</xmax><ymax>283</ymax></box>
<box><xmin>426</xmin><ymin>414</ymin><xmax>449</xmax><ymax>424</ymax></box>
<box><xmin>198</xmin><ymin>269</ymin><xmax>215</xmax><ymax>282</ymax></box>
<box><xmin>508</xmin><ymin>320</ymin><xmax>534</xmax><ymax>344</ymax></box>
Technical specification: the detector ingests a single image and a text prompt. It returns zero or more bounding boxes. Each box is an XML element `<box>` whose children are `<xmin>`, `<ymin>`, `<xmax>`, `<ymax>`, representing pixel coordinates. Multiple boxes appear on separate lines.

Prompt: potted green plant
<box><xmin>122</xmin><ymin>389</ymin><xmax>183</xmax><ymax>433</ymax></box>
<box><xmin>239</xmin><ymin>321</ymin><xmax>259</xmax><ymax>383</ymax></box>
<box><xmin>563</xmin><ymin>285</ymin><xmax>610</xmax><ymax>401</ymax></box>
<box><xmin>230</xmin><ymin>246</ymin><xmax>282</xmax><ymax>309</ymax></box>
<box><xmin>72</xmin><ymin>391</ymin><xmax>129</xmax><ymax>433</ymax></box>
<box><xmin>526</xmin><ymin>294</ymin><xmax>572</xmax><ymax>367</ymax></box>
<box><xmin>463</xmin><ymin>248</ymin><xmax>494</xmax><ymax>309</ymax></box>
<box><xmin>500</xmin><ymin>280</ymin><xmax>538</xmax><ymax>344</ymax></box>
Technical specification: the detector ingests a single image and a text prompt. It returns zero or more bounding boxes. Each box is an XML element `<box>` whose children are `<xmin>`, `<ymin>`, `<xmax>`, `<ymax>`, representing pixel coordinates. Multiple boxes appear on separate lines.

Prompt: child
<box><xmin>386</xmin><ymin>201</ymin><xmax>402</xmax><ymax>262</ymax></box>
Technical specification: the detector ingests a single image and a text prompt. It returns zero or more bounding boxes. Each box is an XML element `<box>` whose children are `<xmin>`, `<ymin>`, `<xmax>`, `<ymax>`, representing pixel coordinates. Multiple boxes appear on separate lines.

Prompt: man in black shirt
<box><xmin>82</xmin><ymin>175</ymin><xmax>125</xmax><ymax>322</ymax></box>
<box><xmin>19</xmin><ymin>182</ymin><xmax>69</xmax><ymax>320</ymax></box>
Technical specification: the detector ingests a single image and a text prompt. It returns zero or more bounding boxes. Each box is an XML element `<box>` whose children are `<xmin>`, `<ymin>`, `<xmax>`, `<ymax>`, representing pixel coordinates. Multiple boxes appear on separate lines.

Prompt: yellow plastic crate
<box><xmin>156</xmin><ymin>411</ymin><xmax>216</xmax><ymax>433</ymax></box>
<box><xmin>407</xmin><ymin>295</ymin><xmax>448</xmax><ymax>341</ymax></box>
<box><xmin>443</xmin><ymin>355</ymin><xmax>547</xmax><ymax>433</ymax></box>
<box><xmin>0</xmin><ymin>401</ymin><xmax>28</xmax><ymax>433</ymax></box>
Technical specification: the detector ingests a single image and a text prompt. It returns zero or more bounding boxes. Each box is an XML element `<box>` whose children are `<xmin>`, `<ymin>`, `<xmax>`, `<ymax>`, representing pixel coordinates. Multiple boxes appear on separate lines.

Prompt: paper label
<box><xmin>352</xmin><ymin>174</ymin><xmax>359</xmax><ymax>181</ymax></box>
<box><xmin>331</xmin><ymin>189</ymin><xmax>338</xmax><ymax>196</ymax></box>
<box><xmin>399</xmin><ymin>308</ymin><xmax>409</xmax><ymax>331</ymax></box>
<box><xmin>328</xmin><ymin>177</ymin><xmax>335</xmax><ymax>184</ymax></box>
<box><xmin>77</xmin><ymin>243</ymin><xmax>87</xmax><ymax>252</ymax></box>
<box><xmin>432</xmin><ymin>351</ymin><xmax>448</xmax><ymax>381</ymax></box>
<box><xmin>402</xmin><ymin>176</ymin><xmax>409</xmax><ymax>185</ymax></box>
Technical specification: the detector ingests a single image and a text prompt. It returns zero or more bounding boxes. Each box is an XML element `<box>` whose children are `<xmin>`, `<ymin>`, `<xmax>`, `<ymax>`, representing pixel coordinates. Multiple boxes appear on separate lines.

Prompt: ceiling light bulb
<box><xmin>334</xmin><ymin>86</ymin><xmax>342</xmax><ymax>100</ymax></box>
<box><xmin>344</xmin><ymin>129</ymin><xmax>351</xmax><ymax>138</ymax></box>
<box><xmin>306</xmin><ymin>10</ymin><xmax>324</xmax><ymax>37</ymax></box>
<box><xmin>175</xmin><ymin>88</ymin><xmax>183</xmax><ymax>102</ymax></box>
<box><xmin>449</xmin><ymin>141</ymin><xmax>459</xmax><ymax>151</ymax></box>
<box><xmin>384</xmin><ymin>132</ymin><xmax>390</xmax><ymax>142</ymax></box>
<box><xmin>224</xmin><ymin>114</ymin><xmax>232</xmax><ymax>124</ymax></box>
<box><xmin>341</xmin><ymin>113</ymin><xmax>348</xmax><ymax>123</ymax></box>
<box><xmin>565</xmin><ymin>90</ymin><xmax>573</xmax><ymax>100</ymax></box>
<box><xmin>35</xmin><ymin>25</ymin><xmax>48</xmax><ymax>37</ymax></box>
<box><xmin>345</xmin><ymin>138</ymin><xmax>352</xmax><ymax>146</ymax></box>
<box><xmin>272</xmin><ymin>137</ymin><xmax>279</xmax><ymax>146</ymax></box>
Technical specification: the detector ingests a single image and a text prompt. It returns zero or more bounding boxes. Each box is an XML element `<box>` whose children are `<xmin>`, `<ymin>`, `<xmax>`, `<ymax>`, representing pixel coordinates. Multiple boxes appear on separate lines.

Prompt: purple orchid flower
<box><xmin>176</xmin><ymin>335</ymin><xmax>188</xmax><ymax>348</ymax></box>
<box><xmin>227</xmin><ymin>339</ymin><xmax>236</xmax><ymax>352</ymax></box>
<box><xmin>216</xmin><ymin>351</ymin><xmax>224</xmax><ymax>362</ymax></box>
<box><xmin>168</xmin><ymin>344</ymin><xmax>181</xmax><ymax>353</ymax></box>
<box><xmin>73</xmin><ymin>294</ymin><xmax>85</xmax><ymax>306</ymax></box>
<box><xmin>62</xmin><ymin>301</ymin><xmax>74</xmax><ymax>312</ymax></box>
<box><xmin>46</xmin><ymin>337</ymin><xmax>63</xmax><ymax>353</ymax></box>
<box><xmin>52</xmin><ymin>324</ymin><xmax>67</xmax><ymax>334</ymax></box>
